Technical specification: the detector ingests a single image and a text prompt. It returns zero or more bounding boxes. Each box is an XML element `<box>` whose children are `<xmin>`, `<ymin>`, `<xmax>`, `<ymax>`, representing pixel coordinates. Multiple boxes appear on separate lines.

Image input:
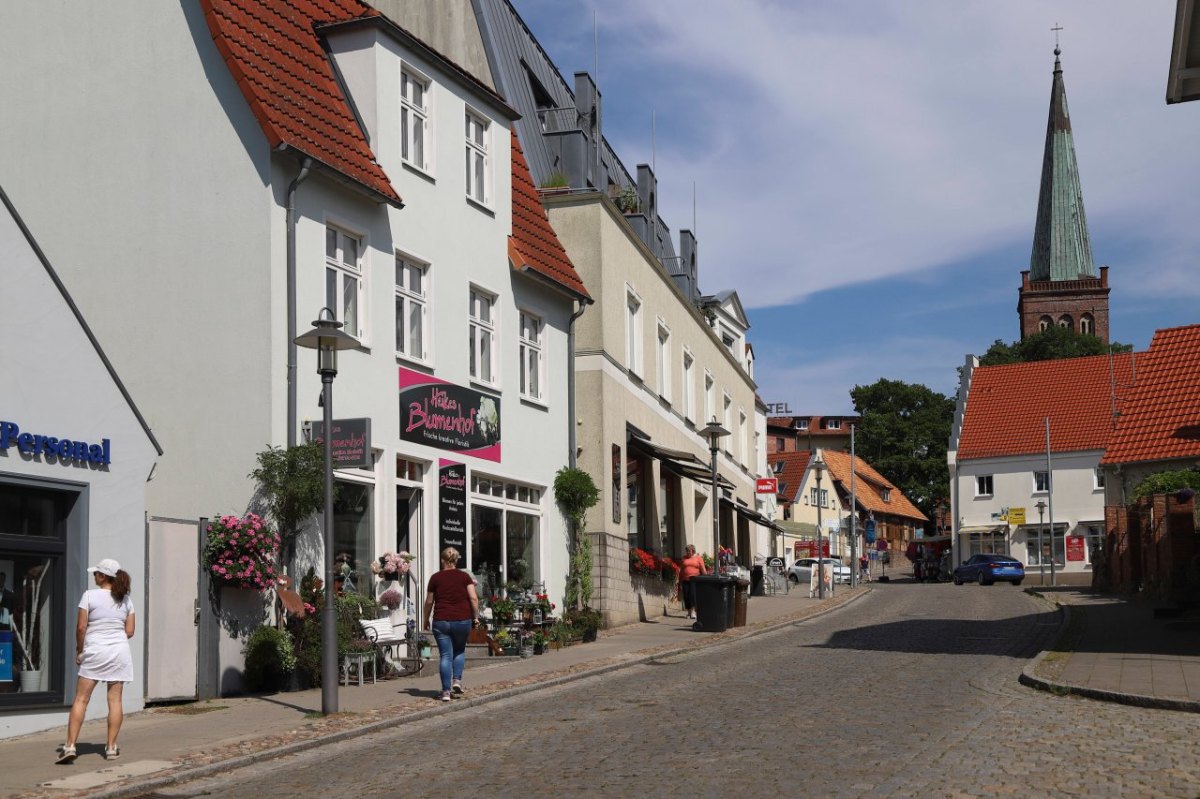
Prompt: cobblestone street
<box><xmin>145</xmin><ymin>584</ymin><xmax>1200</xmax><ymax>799</ymax></box>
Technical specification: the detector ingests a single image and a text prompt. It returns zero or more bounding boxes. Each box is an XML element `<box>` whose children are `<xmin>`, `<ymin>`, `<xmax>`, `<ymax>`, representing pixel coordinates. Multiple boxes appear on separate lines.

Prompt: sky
<box><xmin>513</xmin><ymin>0</ymin><xmax>1200</xmax><ymax>413</ymax></box>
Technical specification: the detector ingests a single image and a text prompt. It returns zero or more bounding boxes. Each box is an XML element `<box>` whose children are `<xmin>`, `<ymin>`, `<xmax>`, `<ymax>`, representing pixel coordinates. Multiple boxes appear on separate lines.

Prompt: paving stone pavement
<box><xmin>131</xmin><ymin>583</ymin><xmax>1200</xmax><ymax>799</ymax></box>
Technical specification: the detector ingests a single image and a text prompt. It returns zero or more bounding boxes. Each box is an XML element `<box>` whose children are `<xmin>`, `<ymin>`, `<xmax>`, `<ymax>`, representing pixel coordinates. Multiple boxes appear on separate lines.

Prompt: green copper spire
<box><xmin>1029</xmin><ymin>47</ymin><xmax>1096</xmax><ymax>282</ymax></box>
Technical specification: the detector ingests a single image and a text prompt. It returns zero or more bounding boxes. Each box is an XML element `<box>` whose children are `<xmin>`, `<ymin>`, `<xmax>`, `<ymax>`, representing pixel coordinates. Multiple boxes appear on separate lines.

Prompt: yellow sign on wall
<box><xmin>1007</xmin><ymin>507</ymin><xmax>1026</xmax><ymax>525</ymax></box>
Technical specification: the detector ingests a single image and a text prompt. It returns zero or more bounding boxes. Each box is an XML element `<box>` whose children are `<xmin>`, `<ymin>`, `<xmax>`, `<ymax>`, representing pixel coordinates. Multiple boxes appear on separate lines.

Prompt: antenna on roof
<box><xmin>693</xmin><ymin>181</ymin><xmax>697</xmax><ymax>238</ymax></box>
<box><xmin>594</xmin><ymin>9</ymin><xmax>599</xmax><ymax>88</ymax></box>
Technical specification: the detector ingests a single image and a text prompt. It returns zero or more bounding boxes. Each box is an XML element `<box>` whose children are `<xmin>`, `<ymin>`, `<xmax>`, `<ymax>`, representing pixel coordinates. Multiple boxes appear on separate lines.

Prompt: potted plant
<box><xmin>242</xmin><ymin>624</ymin><xmax>298</xmax><ymax>692</ymax></box>
<box><xmin>532</xmin><ymin>631</ymin><xmax>547</xmax><ymax>655</ymax></box>
<box><xmin>14</xmin><ymin>559</ymin><xmax>51</xmax><ymax>692</ymax></box>
<box><xmin>203</xmin><ymin>513</ymin><xmax>280</xmax><ymax>591</ymax></box>
<box><xmin>489</xmin><ymin>595</ymin><xmax>516</xmax><ymax>624</ymax></box>
<box><xmin>417</xmin><ymin>634</ymin><xmax>433</xmax><ymax>659</ymax></box>
<box><xmin>566</xmin><ymin>607</ymin><xmax>602</xmax><ymax>643</ymax></box>
<box><xmin>518</xmin><ymin>630</ymin><xmax>534</xmax><ymax>658</ymax></box>
<box><xmin>377</xmin><ymin>588</ymin><xmax>402</xmax><ymax>613</ymax></box>
<box><xmin>492</xmin><ymin>628</ymin><xmax>515</xmax><ymax>656</ymax></box>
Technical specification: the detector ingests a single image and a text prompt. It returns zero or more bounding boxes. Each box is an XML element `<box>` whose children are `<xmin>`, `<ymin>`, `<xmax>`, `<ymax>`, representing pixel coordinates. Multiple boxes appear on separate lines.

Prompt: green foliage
<box><xmin>616</xmin><ymin>184</ymin><xmax>641</xmax><ymax>213</ymax></box>
<box><xmin>563</xmin><ymin>606</ymin><xmax>602</xmax><ymax>633</ymax></box>
<box><xmin>250</xmin><ymin>442</ymin><xmax>329</xmax><ymax>545</ymax></box>
<box><xmin>287</xmin><ymin>568</ymin><xmax>377</xmax><ymax>688</ymax></box>
<box><xmin>1131</xmin><ymin>469</ymin><xmax>1200</xmax><ymax>501</ymax></box>
<box><xmin>850</xmin><ymin>378</ymin><xmax>955</xmax><ymax>522</ymax></box>
<box><xmin>555</xmin><ymin>467</ymin><xmax>600</xmax><ymax>610</ymax></box>
<box><xmin>540</xmin><ymin>170</ymin><xmax>569</xmax><ymax>189</ymax></box>
<box><xmin>979</xmin><ymin>328</ymin><xmax>1132</xmax><ymax>367</ymax></box>
<box><xmin>242</xmin><ymin>624</ymin><xmax>297</xmax><ymax>692</ymax></box>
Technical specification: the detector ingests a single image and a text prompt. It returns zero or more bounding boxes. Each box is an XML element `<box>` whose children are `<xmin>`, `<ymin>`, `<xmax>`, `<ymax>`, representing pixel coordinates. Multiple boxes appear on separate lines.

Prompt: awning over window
<box><xmin>721</xmin><ymin>498</ymin><xmax>784</xmax><ymax>532</ymax></box>
<box><xmin>956</xmin><ymin>525</ymin><xmax>1006</xmax><ymax>535</ymax></box>
<box><xmin>628</xmin><ymin>436</ymin><xmax>734</xmax><ymax>490</ymax></box>
<box><xmin>776</xmin><ymin>520</ymin><xmax>819</xmax><ymax>536</ymax></box>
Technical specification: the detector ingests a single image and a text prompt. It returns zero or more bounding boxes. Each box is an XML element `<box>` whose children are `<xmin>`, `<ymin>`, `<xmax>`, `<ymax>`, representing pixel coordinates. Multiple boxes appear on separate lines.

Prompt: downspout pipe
<box><xmin>567</xmin><ymin>300</ymin><xmax>589</xmax><ymax>469</ymax></box>
<box><xmin>286</xmin><ymin>157</ymin><xmax>313</xmax><ymax>449</ymax></box>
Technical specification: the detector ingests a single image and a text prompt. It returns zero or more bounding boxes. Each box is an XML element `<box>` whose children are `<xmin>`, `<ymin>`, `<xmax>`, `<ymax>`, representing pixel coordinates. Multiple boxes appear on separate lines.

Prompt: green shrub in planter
<box><xmin>242</xmin><ymin>625</ymin><xmax>297</xmax><ymax>692</ymax></box>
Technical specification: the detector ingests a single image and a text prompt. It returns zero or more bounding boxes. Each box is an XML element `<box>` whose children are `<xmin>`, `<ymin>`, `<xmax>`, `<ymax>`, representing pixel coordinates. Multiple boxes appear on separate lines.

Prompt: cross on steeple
<box><xmin>1051</xmin><ymin>23</ymin><xmax>1063</xmax><ymax>50</ymax></box>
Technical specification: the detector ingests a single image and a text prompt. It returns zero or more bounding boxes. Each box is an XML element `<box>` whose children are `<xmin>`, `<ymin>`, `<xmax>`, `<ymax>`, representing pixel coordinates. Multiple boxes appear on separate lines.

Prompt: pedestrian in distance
<box><xmin>423</xmin><ymin>547</ymin><xmax>481</xmax><ymax>703</ymax></box>
<box><xmin>57</xmin><ymin>558</ymin><xmax>135</xmax><ymax>764</ymax></box>
<box><xmin>859</xmin><ymin>554</ymin><xmax>870</xmax><ymax>582</ymax></box>
<box><xmin>678</xmin><ymin>544</ymin><xmax>708</xmax><ymax>620</ymax></box>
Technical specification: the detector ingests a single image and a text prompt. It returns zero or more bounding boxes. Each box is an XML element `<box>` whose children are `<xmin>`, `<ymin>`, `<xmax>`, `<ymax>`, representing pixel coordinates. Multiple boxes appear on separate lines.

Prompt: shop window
<box><xmin>1025</xmin><ymin>527</ymin><xmax>1064</xmax><ymax>567</ymax></box>
<box><xmin>332</xmin><ymin>481</ymin><xmax>373</xmax><ymax>596</ymax></box>
<box><xmin>967</xmin><ymin>531</ymin><xmax>1008</xmax><ymax>557</ymax></box>
<box><xmin>1084</xmin><ymin>524</ymin><xmax>1104</xmax><ymax>563</ymax></box>
<box><xmin>469</xmin><ymin>477</ymin><xmax>543</xmax><ymax>597</ymax></box>
<box><xmin>0</xmin><ymin>480</ymin><xmax>76</xmax><ymax>706</ymax></box>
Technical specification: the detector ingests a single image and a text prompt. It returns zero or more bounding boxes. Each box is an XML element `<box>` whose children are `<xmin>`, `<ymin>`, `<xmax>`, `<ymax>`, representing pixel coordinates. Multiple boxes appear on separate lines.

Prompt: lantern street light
<box><xmin>1035</xmin><ymin>499</ymin><xmax>1047</xmax><ymax>587</ymax></box>
<box><xmin>295</xmin><ymin>308</ymin><xmax>358</xmax><ymax>716</ymax></box>
<box><xmin>700</xmin><ymin>418</ymin><xmax>730</xmax><ymax>570</ymax></box>
<box><xmin>812</xmin><ymin>453</ymin><xmax>828</xmax><ymax>599</ymax></box>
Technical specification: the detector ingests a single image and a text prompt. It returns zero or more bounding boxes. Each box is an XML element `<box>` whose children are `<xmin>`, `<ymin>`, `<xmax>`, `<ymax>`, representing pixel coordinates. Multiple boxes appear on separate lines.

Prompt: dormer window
<box><xmin>824</xmin><ymin>419</ymin><xmax>841</xmax><ymax>430</ymax></box>
<box><xmin>796</xmin><ymin>419</ymin><xmax>809</xmax><ymax>431</ymax></box>
<box><xmin>772</xmin><ymin>461</ymin><xmax>784</xmax><ymax>475</ymax></box>
<box><xmin>882</xmin><ymin>488</ymin><xmax>891</xmax><ymax>502</ymax></box>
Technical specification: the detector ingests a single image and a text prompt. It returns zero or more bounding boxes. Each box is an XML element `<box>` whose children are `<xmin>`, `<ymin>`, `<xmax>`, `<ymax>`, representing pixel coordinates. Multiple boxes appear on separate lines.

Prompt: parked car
<box><xmin>788</xmin><ymin>557</ymin><xmax>852</xmax><ymax>585</ymax></box>
<box><xmin>953</xmin><ymin>554</ymin><xmax>1025</xmax><ymax>586</ymax></box>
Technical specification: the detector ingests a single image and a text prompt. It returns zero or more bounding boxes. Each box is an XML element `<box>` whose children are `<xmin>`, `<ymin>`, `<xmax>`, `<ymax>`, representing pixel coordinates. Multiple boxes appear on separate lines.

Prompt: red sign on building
<box><xmin>756</xmin><ymin>477</ymin><xmax>778</xmax><ymax>494</ymax></box>
<box><xmin>1066</xmin><ymin>535</ymin><xmax>1086</xmax><ymax>562</ymax></box>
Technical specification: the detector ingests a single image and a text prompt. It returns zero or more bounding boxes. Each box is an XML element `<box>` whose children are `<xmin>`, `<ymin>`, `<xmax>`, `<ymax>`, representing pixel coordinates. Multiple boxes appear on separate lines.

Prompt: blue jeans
<box><xmin>431</xmin><ymin>619</ymin><xmax>472</xmax><ymax>692</ymax></box>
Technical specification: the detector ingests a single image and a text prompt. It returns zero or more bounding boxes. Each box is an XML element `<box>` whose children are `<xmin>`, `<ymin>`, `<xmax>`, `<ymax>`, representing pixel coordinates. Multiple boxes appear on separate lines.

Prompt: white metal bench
<box><xmin>359</xmin><ymin>618</ymin><xmax>423</xmax><ymax>677</ymax></box>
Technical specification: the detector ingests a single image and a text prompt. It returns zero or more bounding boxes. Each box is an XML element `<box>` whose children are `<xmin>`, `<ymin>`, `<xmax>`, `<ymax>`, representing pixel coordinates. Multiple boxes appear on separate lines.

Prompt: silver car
<box><xmin>788</xmin><ymin>557</ymin><xmax>852</xmax><ymax>585</ymax></box>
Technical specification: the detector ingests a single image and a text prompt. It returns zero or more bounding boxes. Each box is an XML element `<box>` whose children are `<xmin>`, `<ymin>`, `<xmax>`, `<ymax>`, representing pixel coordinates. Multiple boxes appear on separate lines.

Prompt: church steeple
<box><xmin>1029</xmin><ymin>47</ymin><xmax>1096</xmax><ymax>281</ymax></box>
<box><xmin>1017</xmin><ymin>43</ymin><xmax>1110</xmax><ymax>343</ymax></box>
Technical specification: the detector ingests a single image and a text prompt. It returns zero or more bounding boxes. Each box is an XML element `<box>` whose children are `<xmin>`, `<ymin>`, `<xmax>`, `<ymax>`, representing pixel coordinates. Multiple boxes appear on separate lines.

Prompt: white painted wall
<box><xmin>1</xmin><ymin>194</ymin><xmax>158</xmax><ymax>738</ymax></box>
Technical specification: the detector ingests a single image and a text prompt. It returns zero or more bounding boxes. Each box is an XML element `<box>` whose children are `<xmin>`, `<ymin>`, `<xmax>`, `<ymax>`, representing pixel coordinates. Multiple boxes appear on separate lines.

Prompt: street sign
<box><xmin>1008</xmin><ymin>507</ymin><xmax>1026</xmax><ymax>525</ymax></box>
<box><xmin>756</xmin><ymin>477</ymin><xmax>778</xmax><ymax>494</ymax></box>
<box><xmin>876</xmin><ymin>539</ymin><xmax>889</xmax><ymax>551</ymax></box>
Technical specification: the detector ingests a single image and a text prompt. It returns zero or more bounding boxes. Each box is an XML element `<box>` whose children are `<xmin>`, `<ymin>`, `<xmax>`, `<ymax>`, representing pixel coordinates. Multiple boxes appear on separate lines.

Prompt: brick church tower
<box><xmin>1017</xmin><ymin>46</ymin><xmax>1110</xmax><ymax>342</ymax></box>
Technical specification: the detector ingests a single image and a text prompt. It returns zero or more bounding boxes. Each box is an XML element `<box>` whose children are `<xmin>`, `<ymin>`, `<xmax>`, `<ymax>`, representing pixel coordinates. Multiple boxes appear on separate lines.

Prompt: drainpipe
<box><xmin>567</xmin><ymin>300</ymin><xmax>588</xmax><ymax>469</ymax></box>
<box><xmin>286</xmin><ymin>157</ymin><xmax>313</xmax><ymax>449</ymax></box>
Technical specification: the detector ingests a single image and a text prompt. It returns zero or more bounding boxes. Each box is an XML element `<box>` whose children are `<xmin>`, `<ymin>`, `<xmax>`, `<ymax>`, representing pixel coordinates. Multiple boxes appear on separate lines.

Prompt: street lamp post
<box><xmin>700</xmin><ymin>418</ymin><xmax>730</xmax><ymax>571</ymax></box>
<box><xmin>812</xmin><ymin>454</ymin><xmax>827</xmax><ymax>599</ymax></box>
<box><xmin>1035</xmin><ymin>500</ymin><xmax>1047</xmax><ymax>587</ymax></box>
<box><xmin>295</xmin><ymin>308</ymin><xmax>358</xmax><ymax>716</ymax></box>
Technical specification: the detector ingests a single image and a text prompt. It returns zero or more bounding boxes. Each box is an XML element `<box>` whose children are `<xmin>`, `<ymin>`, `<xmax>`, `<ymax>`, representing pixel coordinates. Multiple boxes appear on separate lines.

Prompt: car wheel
<box><xmin>977</xmin><ymin>571</ymin><xmax>988</xmax><ymax>586</ymax></box>
<box><xmin>1012</xmin><ymin>579</ymin><xmax>1023</xmax><ymax>586</ymax></box>
<box><xmin>953</xmin><ymin>575</ymin><xmax>963</xmax><ymax>585</ymax></box>
<box><xmin>788</xmin><ymin>574</ymin><xmax>798</xmax><ymax>584</ymax></box>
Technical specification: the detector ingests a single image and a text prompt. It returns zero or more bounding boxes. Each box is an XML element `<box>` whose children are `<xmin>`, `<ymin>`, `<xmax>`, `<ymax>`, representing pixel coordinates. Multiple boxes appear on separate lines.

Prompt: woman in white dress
<box><xmin>56</xmin><ymin>558</ymin><xmax>135</xmax><ymax>764</ymax></box>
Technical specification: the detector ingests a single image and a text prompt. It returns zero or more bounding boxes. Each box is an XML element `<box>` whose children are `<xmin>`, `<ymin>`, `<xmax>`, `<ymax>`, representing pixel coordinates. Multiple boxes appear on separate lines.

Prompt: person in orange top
<box><xmin>678</xmin><ymin>544</ymin><xmax>709</xmax><ymax>620</ymax></box>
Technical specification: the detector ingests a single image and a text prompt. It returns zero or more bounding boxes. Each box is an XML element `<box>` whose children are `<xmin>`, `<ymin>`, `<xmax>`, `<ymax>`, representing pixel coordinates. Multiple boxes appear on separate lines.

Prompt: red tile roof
<box><xmin>508</xmin><ymin>132</ymin><xmax>589</xmax><ymax>300</ymax></box>
<box><xmin>958</xmin><ymin>353</ymin><xmax>1135</xmax><ymax>461</ymax></box>
<box><xmin>820</xmin><ymin>450</ymin><xmax>926</xmax><ymax>522</ymax></box>
<box><xmin>201</xmin><ymin>0</ymin><xmax>402</xmax><ymax>205</ymax></box>
<box><xmin>1102</xmin><ymin>325</ymin><xmax>1200</xmax><ymax>465</ymax></box>
<box><xmin>767</xmin><ymin>450</ymin><xmax>812</xmax><ymax>504</ymax></box>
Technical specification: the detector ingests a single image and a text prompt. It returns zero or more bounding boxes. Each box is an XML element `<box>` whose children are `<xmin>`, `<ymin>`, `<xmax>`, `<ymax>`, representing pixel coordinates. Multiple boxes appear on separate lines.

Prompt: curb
<box><xmin>1018</xmin><ymin>590</ymin><xmax>1200</xmax><ymax>715</ymax></box>
<box><xmin>79</xmin><ymin>588</ymin><xmax>870</xmax><ymax>799</ymax></box>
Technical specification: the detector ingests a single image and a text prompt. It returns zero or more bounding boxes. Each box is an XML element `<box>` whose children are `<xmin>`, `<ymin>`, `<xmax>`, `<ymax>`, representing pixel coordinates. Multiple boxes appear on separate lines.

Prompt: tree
<box><xmin>849</xmin><ymin>379</ymin><xmax>955</xmax><ymax>524</ymax></box>
<box><xmin>250</xmin><ymin>441</ymin><xmax>327</xmax><ymax>564</ymax></box>
<box><xmin>979</xmin><ymin>327</ymin><xmax>1132</xmax><ymax>366</ymax></box>
<box><xmin>554</xmin><ymin>466</ymin><xmax>600</xmax><ymax>611</ymax></box>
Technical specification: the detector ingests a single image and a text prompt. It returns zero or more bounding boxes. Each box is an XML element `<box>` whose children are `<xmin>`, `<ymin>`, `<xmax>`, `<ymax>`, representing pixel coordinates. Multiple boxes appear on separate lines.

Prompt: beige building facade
<box><xmin>545</xmin><ymin>192</ymin><xmax>759</xmax><ymax>627</ymax></box>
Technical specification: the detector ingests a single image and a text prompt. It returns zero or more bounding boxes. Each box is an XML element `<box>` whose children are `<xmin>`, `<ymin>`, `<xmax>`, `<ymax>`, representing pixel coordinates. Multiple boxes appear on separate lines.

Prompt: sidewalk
<box><xmin>1022</xmin><ymin>587</ymin><xmax>1200</xmax><ymax>712</ymax></box>
<box><xmin>5</xmin><ymin>583</ymin><xmax>866</xmax><ymax>799</ymax></box>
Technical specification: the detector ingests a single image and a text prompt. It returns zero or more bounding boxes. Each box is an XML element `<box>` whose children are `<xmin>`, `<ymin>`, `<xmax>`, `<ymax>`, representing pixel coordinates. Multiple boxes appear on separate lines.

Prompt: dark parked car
<box><xmin>953</xmin><ymin>554</ymin><xmax>1025</xmax><ymax>586</ymax></box>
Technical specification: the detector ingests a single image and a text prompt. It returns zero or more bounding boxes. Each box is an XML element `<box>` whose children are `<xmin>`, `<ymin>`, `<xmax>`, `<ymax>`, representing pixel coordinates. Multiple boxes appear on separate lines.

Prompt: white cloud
<box><xmin>560</xmin><ymin>1</ymin><xmax>1200</xmax><ymax>309</ymax></box>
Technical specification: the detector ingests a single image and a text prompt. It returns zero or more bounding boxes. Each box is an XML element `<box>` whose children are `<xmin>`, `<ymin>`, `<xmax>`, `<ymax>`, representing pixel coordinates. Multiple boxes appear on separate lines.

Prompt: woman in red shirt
<box><xmin>678</xmin><ymin>544</ymin><xmax>708</xmax><ymax>620</ymax></box>
<box><xmin>423</xmin><ymin>547</ymin><xmax>480</xmax><ymax>702</ymax></box>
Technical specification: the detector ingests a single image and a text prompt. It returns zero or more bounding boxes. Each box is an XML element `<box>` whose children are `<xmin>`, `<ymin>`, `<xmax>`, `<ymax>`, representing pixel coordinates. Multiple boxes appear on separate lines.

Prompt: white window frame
<box><xmin>1033</xmin><ymin>471</ymin><xmax>1050</xmax><ymax>493</ymax></box>
<box><xmin>325</xmin><ymin>223</ymin><xmax>366</xmax><ymax>342</ymax></box>
<box><xmin>394</xmin><ymin>253</ymin><xmax>428</xmax><ymax>362</ymax></box>
<box><xmin>1094</xmin><ymin>467</ymin><xmax>1106</xmax><ymax>491</ymax></box>
<box><xmin>655</xmin><ymin>320</ymin><xmax>671</xmax><ymax>402</ymax></box>
<box><xmin>722</xmin><ymin>393</ymin><xmax>732</xmax><ymax>454</ymax></box>
<box><xmin>681</xmin><ymin>349</ymin><xmax>695</xmax><ymax>422</ymax></box>
<box><xmin>469</xmin><ymin>285</ymin><xmax>498</xmax><ymax>386</ymax></box>
<box><xmin>738</xmin><ymin>409</ymin><xmax>748</xmax><ymax>466</ymax></box>
<box><xmin>519</xmin><ymin>309</ymin><xmax>544</xmax><ymax>402</ymax></box>
<box><xmin>797</xmin><ymin>419</ymin><xmax>810</xmax><ymax>431</ymax></box>
<box><xmin>703</xmin><ymin>371</ymin><xmax>715</xmax><ymax>424</ymax></box>
<box><xmin>400</xmin><ymin>66</ymin><xmax>431</xmax><ymax>173</ymax></box>
<box><xmin>824</xmin><ymin>418</ymin><xmax>842</xmax><ymax>430</ymax></box>
<box><xmin>881</xmin><ymin>488</ymin><xmax>891</xmax><ymax>502</ymax></box>
<box><xmin>625</xmin><ymin>286</ymin><xmax>643</xmax><ymax>377</ymax></box>
<box><xmin>465</xmin><ymin>108</ymin><xmax>490</xmax><ymax>206</ymax></box>
<box><xmin>975</xmin><ymin>474</ymin><xmax>994</xmax><ymax>497</ymax></box>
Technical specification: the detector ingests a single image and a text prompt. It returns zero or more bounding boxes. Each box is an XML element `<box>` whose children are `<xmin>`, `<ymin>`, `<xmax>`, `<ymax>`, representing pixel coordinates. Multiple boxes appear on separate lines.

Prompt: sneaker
<box><xmin>451</xmin><ymin>680</ymin><xmax>464</xmax><ymax>695</ymax></box>
<box><xmin>105</xmin><ymin>746</ymin><xmax>120</xmax><ymax>760</ymax></box>
<box><xmin>440</xmin><ymin>691</ymin><xmax>452</xmax><ymax>702</ymax></box>
<box><xmin>56</xmin><ymin>745</ymin><xmax>77</xmax><ymax>765</ymax></box>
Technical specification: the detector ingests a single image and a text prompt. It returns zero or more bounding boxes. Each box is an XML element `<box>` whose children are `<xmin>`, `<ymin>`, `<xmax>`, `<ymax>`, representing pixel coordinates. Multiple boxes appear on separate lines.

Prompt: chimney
<box><xmin>636</xmin><ymin>164</ymin><xmax>658</xmax><ymax>256</ymax></box>
<box><xmin>573</xmin><ymin>72</ymin><xmax>601</xmax><ymax>188</ymax></box>
<box><xmin>677</xmin><ymin>229</ymin><xmax>699</xmax><ymax>301</ymax></box>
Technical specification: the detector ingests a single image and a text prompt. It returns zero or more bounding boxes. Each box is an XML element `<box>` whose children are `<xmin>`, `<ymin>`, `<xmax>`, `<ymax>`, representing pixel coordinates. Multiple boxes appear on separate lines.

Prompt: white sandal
<box><xmin>105</xmin><ymin>746</ymin><xmax>120</xmax><ymax>760</ymax></box>
<box><xmin>56</xmin><ymin>745</ymin><xmax>77</xmax><ymax>764</ymax></box>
